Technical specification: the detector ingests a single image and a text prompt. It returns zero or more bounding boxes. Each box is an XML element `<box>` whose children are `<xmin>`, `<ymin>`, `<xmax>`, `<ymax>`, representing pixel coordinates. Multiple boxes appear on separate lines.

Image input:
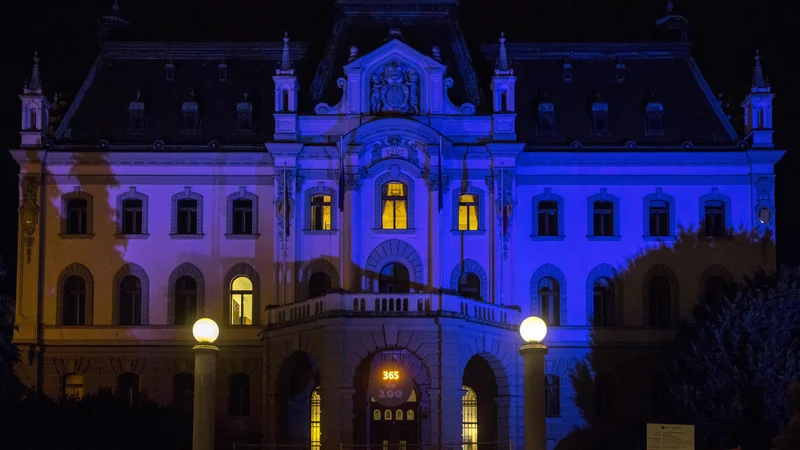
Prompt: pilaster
<box><xmin>15</xmin><ymin>172</ymin><xmax>44</xmax><ymax>344</ymax></box>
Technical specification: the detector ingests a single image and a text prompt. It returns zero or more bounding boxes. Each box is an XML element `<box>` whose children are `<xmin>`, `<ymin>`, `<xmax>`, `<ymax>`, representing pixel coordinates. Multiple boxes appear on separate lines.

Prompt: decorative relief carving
<box><xmin>423</xmin><ymin>170</ymin><xmax>450</xmax><ymax>193</ymax></box>
<box><xmin>492</xmin><ymin>168</ymin><xmax>516</xmax><ymax>258</ymax></box>
<box><xmin>370</xmin><ymin>63</ymin><xmax>420</xmax><ymax>115</ymax></box>
<box><xmin>367</xmin><ymin>135</ymin><xmax>424</xmax><ymax>168</ymax></box>
<box><xmin>755</xmin><ymin>176</ymin><xmax>774</xmax><ymax>201</ymax></box>
<box><xmin>344</xmin><ymin>173</ymin><xmax>362</xmax><ymax>191</ymax></box>
<box><xmin>20</xmin><ymin>176</ymin><xmax>40</xmax><ymax>264</ymax></box>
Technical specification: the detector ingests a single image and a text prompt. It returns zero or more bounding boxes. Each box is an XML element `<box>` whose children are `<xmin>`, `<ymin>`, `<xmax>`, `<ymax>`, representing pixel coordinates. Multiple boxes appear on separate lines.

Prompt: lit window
<box><xmin>457</xmin><ymin>273</ymin><xmax>481</xmax><ymax>301</ymax></box>
<box><xmin>174</xmin><ymin>276</ymin><xmax>197</xmax><ymax>325</ymax></box>
<box><xmin>311</xmin><ymin>194</ymin><xmax>332</xmax><ymax>231</ymax></box>
<box><xmin>545</xmin><ymin>374</ymin><xmax>560</xmax><ymax>417</ymax></box>
<box><xmin>63</xmin><ymin>373</ymin><xmax>84</xmax><ymax>398</ymax></box>
<box><xmin>591</xmin><ymin>102</ymin><xmax>609</xmax><ymax>135</ymax></box>
<box><xmin>462</xmin><ymin>385</ymin><xmax>478</xmax><ymax>450</ymax></box>
<box><xmin>118</xmin><ymin>372</ymin><xmax>139</xmax><ymax>407</ymax></box>
<box><xmin>373</xmin><ymin>409</ymin><xmax>381</xmax><ymax>420</ymax></box>
<box><xmin>172</xmin><ymin>373</ymin><xmax>194</xmax><ymax>413</ymax></box>
<box><xmin>230</xmin><ymin>276</ymin><xmax>253</xmax><ymax>325</ymax></box>
<box><xmin>458</xmin><ymin>194</ymin><xmax>479</xmax><ymax>231</ymax></box>
<box><xmin>63</xmin><ymin>275</ymin><xmax>87</xmax><ymax>326</ymax></box>
<box><xmin>648</xmin><ymin>276</ymin><xmax>671</xmax><ymax>327</ymax></box>
<box><xmin>121</xmin><ymin>199</ymin><xmax>143</xmax><ymax>234</ymax></box>
<box><xmin>229</xmin><ymin>373</ymin><xmax>251</xmax><ymax>416</ymax></box>
<box><xmin>379</xmin><ymin>264</ymin><xmax>410</xmax><ymax>294</ymax></box>
<box><xmin>593</xmin><ymin>201</ymin><xmax>614</xmax><ymax>236</ymax></box>
<box><xmin>704</xmin><ymin>200</ymin><xmax>726</xmax><ymax>237</ymax></box>
<box><xmin>384</xmin><ymin>409</ymin><xmax>392</xmax><ymax>420</ymax></box>
<box><xmin>395</xmin><ymin>409</ymin><xmax>403</xmax><ymax>420</ymax></box>
<box><xmin>407</xmin><ymin>409</ymin><xmax>414</xmax><ymax>420</ymax></box>
<box><xmin>592</xmin><ymin>277</ymin><xmax>615</xmax><ymax>327</ymax></box>
<box><xmin>537</xmin><ymin>200</ymin><xmax>558</xmax><ymax>236</ymax></box>
<box><xmin>65</xmin><ymin>198</ymin><xmax>88</xmax><ymax>234</ymax></box>
<box><xmin>381</xmin><ymin>182</ymin><xmax>408</xmax><ymax>230</ymax></box>
<box><xmin>538</xmin><ymin>277</ymin><xmax>560</xmax><ymax>326</ymax></box>
<box><xmin>648</xmin><ymin>200</ymin><xmax>669</xmax><ymax>236</ymax></box>
<box><xmin>176</xmin><ymin>199</ymin><xmax>198</xmax><ymax>235</ymax></box>
<box><xmin>119</xmin><ymin>275</ymin><xmax>142</xmax><ymax>326</ymax></box>
<box><xmin>310</xmin><ymin>387</ymin><xmax>321</xmax><ymax>450</ymax></box>
<box><xmin>232</xmin><ymin>199</ymin><xmax>254</xmax><ymax>235</ymax></box>
<box><xmin>537</xmin><ymin>102</ymin><xmax>555</xmax><ymax>135</ymax></box>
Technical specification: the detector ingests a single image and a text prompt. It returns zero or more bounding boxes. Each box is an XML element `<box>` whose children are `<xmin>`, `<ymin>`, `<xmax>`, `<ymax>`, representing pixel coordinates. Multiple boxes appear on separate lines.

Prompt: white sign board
<box><xmin>646</xmin><ymin>423</ymin><xmax>695</xmax><ymax>450</ymax></box>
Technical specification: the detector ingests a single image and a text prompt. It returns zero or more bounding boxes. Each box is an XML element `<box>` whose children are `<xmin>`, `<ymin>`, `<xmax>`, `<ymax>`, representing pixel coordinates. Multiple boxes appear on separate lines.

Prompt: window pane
<box><xmin>462</xmin><ymin>385</ymin><xmax>478</xmax><ymax>450</ymax></box>
<box><xmin>232</xmin><ymin>276</ymin><xmax>252</xmax><ymax>291</ymax></box>
<box><xmin>63</xmin><ymin>373</ymin><xmax>84</xmax><ymax>398</ymax></box>
<box><xmin>467</xmin><ymin>205</ymin><xmax>478</xmax><ymax>230</ymax></box>
<box><xmin>386</xmin><ymin>182</ymin><xmax>405</xmax><ymax>196</ymax></box>
<box><xmin>458</xmin><ymin>205</ymin><xmax>468</xmax><ymax>230</ymax></box>
<box><xmin>311</xmin><ymin>387</ymin><xmax>321</xmax><ymax>450</ymax></box>
<box><xmin>382</xmin><ymin>200</ymin><xmax>395</xmax><ymax>229</ymax></box>
<box><xmin>395</xmin><ymin>200</ymin><xmax>408</xmax><ymax>229</ymax></box>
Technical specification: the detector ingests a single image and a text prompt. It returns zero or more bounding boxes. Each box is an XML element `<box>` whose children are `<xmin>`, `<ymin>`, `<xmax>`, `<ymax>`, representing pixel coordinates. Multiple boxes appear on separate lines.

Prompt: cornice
<box><xmin>11</xmin><ymin>150</ymin><xmax>274</xmax><ymax>167</ymax></box>
<box><xmin>99</xmin><ymin>41</ymin><xmax>309</xmax><ymax>60</ymax></box>
<box><xmin>517</xmin><ymin>151</ymin><xmax>756</xmax><ymax>167</ymax></box>
<box><xmin>481</xmin><ymin>42</ymin><xmax>691</xmax><ymax>61</ymax></box>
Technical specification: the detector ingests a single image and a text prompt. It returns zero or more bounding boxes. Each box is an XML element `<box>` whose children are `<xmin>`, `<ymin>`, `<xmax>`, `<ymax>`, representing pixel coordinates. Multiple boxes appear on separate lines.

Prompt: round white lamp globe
<box><xmin>519</xmin><ymin>316</ymin><xmax>548</xmax><ymax>343</ymax></box>
<box><xmin>192</xmin><ymin>318</ymin><xmax>220</xmax><ymax>344</ymax></box>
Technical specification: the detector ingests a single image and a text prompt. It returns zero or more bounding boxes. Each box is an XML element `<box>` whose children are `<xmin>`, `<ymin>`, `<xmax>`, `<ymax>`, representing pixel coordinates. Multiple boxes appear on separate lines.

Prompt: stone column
<box><xmin>193</xmin><ymin>344</ymin><xmax>219</xmax><ymax>450</ymax></box>
<box><xmin>429</xmin><ymin>189</ymin><xmax>442</xmax><ymax>288</ymax></box>
<box><xmin>520</xmin><ymin>343</ymin><xmax>548</xmax><ymax>450</ymax></box>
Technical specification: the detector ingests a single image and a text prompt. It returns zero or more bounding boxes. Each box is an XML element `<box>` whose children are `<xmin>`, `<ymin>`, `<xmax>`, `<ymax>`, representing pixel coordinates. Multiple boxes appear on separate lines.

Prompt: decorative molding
<box><xmin>115</xmin><ymin>187</ymin><xmax>149</xmax><ymax>235</ymax></box>
<box><xmin>363</xmin><ymin>135</ymin><xmax>426</xmax><ymax>170</ymax></box>
<box><xmin>275</xmin><ymin>168</ymin><xmax>296</xmax><ymax>241</ymax></box>
<box><xmin>373</xmin><ymin>166</ymin><xmax>416</xmax><ymax>230</ymax></box>
<box><xmin>167</xmin><ymin>263</ymin><xmax>206</xmax><ymax>324</ymax></box>
<box><xmin>642</xmin><ymin>188</ymin><xmax>676</xmax><ymax>238</ymax></box>
<box><xmin>364</xmin><ymin>239</ymin><xmax>424</xmax><ymax>287</ymax></box>
<box><xmin>753</xmin><ymin>175</ymin><xmax>776</xmax><ymax>235</ymax></box>
<box><xmin>223</xmin><ymin>263</ymin><xmax>260</xmax><ymax>326</ymax></box>
<box><xmin>226</xmin><ymin>187</ymin><xmax>258</xmax><ymax>236</ymax></box>
<box><xmin>530</xmin><ymin>264</ymin><xmax>568</xmax><ymax>326</ymax></box>
<box><xmin>531</xmin><ymin>188</ymin><xmax>565</xmax><ymax>239</ymax></box>
<box><xmin>299</xmin><ymin>258</ymin><xmax>340</xmax><ymax>301</ymax></box>
<box><xmin>587</xmin><ymin>189</ymin><xmax>620</xmax><ymax>238</ymax></box>
<box><xmin>19</xmin><ymin>176</ymin><xmax>40</xmax><ymax>264</ymax></box>
<box><xmin>99</xmin><ymin>41</ymin><xmax>309</xmax><ymax>60</ymax></box>
<box><xmin>111</xmin><ymin>263</ymin><xmax>150</xmax><ymax>326</ymax></box>
<box><xmin>56</xmin><ymin>263</ymin><xmax>94</xmax><ymax>326</ymax></box>
<box><xmin>344</xmin><ymin>173</ymin><xmax>362</xmax><ymax>192</ymax></box>
<box><xmin>698</xmin><ymin>188</ymin><xmax>732</xmax><ymax>235</ymax></box>
<box><xmin>492</xmin><ymin>167</ymin><xmax>516</xmax><ymax>257</ymax></box>
<box><xmin>369</xmin><ymin>62</ymin><xmax>420</xmax><ymax>115</ymax></box>
<box><xmin>170</xmin><ymin>187</ymin><xmax>204</xmax><ymax>235</ymax></box>
<box><xmin>448</xmin><ymin>259</ymin><xmax>488</xmax><ymax>301</ymax></box>
<box><xmin>60</xmin><ymin>188</ymin><xmax>94</xmax><ymax>236</ymax></box>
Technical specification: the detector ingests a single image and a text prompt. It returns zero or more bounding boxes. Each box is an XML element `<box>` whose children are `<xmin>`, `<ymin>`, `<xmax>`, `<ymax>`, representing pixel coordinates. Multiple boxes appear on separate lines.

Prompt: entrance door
<box><xmin>370</xmin><ymin>396</ymin><xmax>419</xmax><ymax>450</ymax></box>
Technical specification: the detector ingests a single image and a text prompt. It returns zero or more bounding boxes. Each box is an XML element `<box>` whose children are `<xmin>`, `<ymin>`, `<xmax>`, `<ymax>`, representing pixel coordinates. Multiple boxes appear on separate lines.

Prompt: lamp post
<box><xmin>192</xmin><ymin>318</ymin><xmax>220</xmax><ymax>450</ymax></box>
<box><xmin>519</xmin><ymin>316</ymin><xmax>549</xmax><ymax>450</ymax></box>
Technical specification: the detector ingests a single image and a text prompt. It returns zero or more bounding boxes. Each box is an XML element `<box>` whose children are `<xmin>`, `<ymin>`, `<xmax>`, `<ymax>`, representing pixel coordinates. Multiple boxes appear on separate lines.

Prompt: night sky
<box><xmin>0</xmin><ymin>0</ymin><xmax>792</xmax><ymax>286</ymax></box>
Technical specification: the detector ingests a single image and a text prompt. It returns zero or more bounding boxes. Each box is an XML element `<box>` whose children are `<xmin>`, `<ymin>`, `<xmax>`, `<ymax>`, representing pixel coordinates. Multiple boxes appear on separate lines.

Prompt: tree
<box><xmin>0</xmin><ymin>256</ymin><xmax>21</xmax><ymax>388</ymax></box>
<box><xmin>666</xmin><ymin>268</ymin><xmax>800</xmax><ymax>449</ymax></box>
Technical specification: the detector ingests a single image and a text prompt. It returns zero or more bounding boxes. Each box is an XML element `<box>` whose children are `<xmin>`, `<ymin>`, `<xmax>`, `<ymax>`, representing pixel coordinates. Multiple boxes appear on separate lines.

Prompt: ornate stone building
<box><xmin>11</xmin><ymin>1</ymin><xmax>782</xmax><ymax>449</ymax></box>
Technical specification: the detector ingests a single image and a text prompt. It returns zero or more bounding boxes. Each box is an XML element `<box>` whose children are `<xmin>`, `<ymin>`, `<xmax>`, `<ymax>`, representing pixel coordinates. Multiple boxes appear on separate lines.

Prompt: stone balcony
<box><xmin>265</xmin><ymin>292</ymin><xmax>522</xmax><ymax>330</ymax></box>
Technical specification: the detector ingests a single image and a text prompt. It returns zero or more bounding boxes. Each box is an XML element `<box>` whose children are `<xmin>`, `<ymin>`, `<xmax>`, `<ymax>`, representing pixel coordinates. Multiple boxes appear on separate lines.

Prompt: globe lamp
<box><xmin>192</xmin><ymin>318</ymin><xmax>220</xmax><ymax>344</ymax></box>
<box><xmin>519</xmin><ymin>316</ymin><xmax>547</xmax><ymax>343</ymax></box>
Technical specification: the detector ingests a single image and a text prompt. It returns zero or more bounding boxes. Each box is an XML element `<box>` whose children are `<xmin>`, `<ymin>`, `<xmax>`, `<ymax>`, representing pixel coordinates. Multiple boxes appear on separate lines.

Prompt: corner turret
<box><xmin>273</xmin><ymin>32</ymin><xmax>299</xmax><ymax>141</ymax></box>
<box><xmin>19</xmin><ymin>52</ymin><xmax>51</xmax><ymax>148</ymax></box>
<box><xmin>741</xmin><ymin>50</ymin><xmax>775</xmax><ymax>148</ymax></box>
<box><xmin>491</xmin><ymin>33</ymin><xmax>517</xmax><ymax>141</ymax></box>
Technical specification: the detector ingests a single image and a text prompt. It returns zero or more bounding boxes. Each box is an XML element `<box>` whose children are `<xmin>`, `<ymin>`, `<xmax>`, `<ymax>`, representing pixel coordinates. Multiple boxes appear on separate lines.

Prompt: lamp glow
<box><xmin>519</xmin><ymin>316</ymin><xmax>547</xmax><ymax>343</ymax></box>
<box><xmin>192</xmin><ymin>318</ymin><xmax>219</xmax><ymax>344</ymax></box>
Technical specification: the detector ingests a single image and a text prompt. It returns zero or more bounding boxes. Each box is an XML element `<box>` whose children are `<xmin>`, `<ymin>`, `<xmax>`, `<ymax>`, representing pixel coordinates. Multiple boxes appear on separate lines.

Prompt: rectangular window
<box><xmin>704</xmin><ymin>201</ymin><xmax>726</xmax><ymax>237</ymax></box>
<box><xmin>537</xmin><ymin>200</ymin><xmax>558</xmax><ymax>236</ymax></box>
<box><xmin>176</xmin><ymin>199</ymin><xmax>198</xmax><ymax>234</ymax></box>
<box><xmin>457</xmin><ymin>194</ymin><xmax>478</xmax><ymax>231</ymax></box>
<box><xmin>593</xmin><ymin>201</ymin><xmax>614</xmax><ymax>236</ymax></box>
<box><xmin>591</xmin><ymin>102</ymin><xmax>609</xmax><ymax>135</ymax></box>
<box><xmin>382</xmin><ymin>182</ymin><xmax>408</xmax><ymax>230</ymax></box>
<box><xmin>232</xmin><ymin>199</ymin><xmax>253</xmax><ymax>234</ymax></box>
<box><xmin>648</xmin><ymin>200</ymin><xmax>669</xmax><ymax>236</ymax></box>
<box><xmin>645</xmin><ymin>102</ymin><xmax>664</xmax><ymax>135</ymax></box>
<box><xmin>121</xmin><ymin>199</ymin><xmax>143</xmax><ymax>234</ymax></box>
<box><xmin>311</xmin><ymin>195</ymin><xmax>332</xmax><ymax>231</ymax></box>
<box><xmin>66</xmin><ymin>198</ymin><xmax>88</xmax><ymax>234</ymax></box>
<box><xmin>310</xmin><ymin>388</ymin><xmax>321</xmax><ymax>450</ymax></box>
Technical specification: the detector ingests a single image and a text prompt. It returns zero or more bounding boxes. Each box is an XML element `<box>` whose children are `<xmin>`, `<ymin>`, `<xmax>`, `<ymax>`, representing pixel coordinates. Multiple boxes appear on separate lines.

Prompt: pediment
<box><xmin>344</xmin><ymin>39</ymin><xmax>446</xmax><ymax>74</ymax></box>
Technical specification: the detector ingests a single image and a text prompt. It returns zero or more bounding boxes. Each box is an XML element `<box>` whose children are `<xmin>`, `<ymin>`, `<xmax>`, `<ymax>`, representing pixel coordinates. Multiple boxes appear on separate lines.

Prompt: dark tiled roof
<box><xmin>481</xmin><ymin>43</ymin><xmax>738</xmax><ymax>146</ymax></box>
<box><xmin>57</xmin><ymin>42</ymin><xmax>310</xmax><ymax>147</ymax></box>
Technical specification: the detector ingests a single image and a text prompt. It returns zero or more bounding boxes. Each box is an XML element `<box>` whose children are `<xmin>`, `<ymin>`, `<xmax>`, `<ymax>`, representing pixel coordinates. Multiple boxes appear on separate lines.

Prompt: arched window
<box><xmin>462</xmin><ymin>385</ymin><xmax>478</xmax><ymax>450</ymax></box>
<box><xmin>174</xmin><ymin>276</ymin><xmax>198</xmax><ymax>325</ymax></box>
<box><xmin>704</xmin><ymin>276</ymin><xmax>727</xmax><ymax>300</ymax></box>
<box><xmin>648</xmin><ymin>276</ymin><xmax>672</xmax><ymax>327</ymax></box>
<box><xmin>230</xmin><ymin>276</ymin><xmax>253</xmax><ymax>325</ymax></box>
<box><xmin>310</xmin><ymin>387</ymin><xmax>321</xmax><ymax>450</ymax></box>
<box><xmin>119</xmin><ymin>275</ymin><xmax>142</xmax><ymax>326</ymax></box>
<box><xmin>545</xmin><ymin>374</ymin><xmax>560</xmax><ymax>417</ymax></box>
<box><xmin>310</xmin><ymin>194</ymin><xmax>332</xmax><ymax>231</ymax></box>
<box><xmin>703</xmin><ymin>200</ymin><xmax>727</xmax><ymax>237</ymax></box>
<box><xmin>379</xmin><ymin>263</ymin><xmax>410</xmax><ymax>294</ymax></box>
<box><xmin>308</xmin><ymin>272</ymin><xmax>332</xmax><ymax>299</ymax></box>
<box><xmin>458</xmin><ymin>194</ymin><xmax>479</xmax><ymax>231</ymax></box>
<box><xmin>63</xmin><ymin>275</ymin><xmax>87</xmax><ymax>326</ymax></box>
<box><xmin>229</xmin><ymin>373</ymin><xmax>251</xmax><ymax>416</ymax></box>
<box><xmin>118</xmin><ymin>372</ymin><xmax>139</xmax><ymax>406</ymax></box>
<box><xmin>538</xmin><ymin>277</ymin><xmax>560</xmax><ymax>326</ymax></box>
<box><xmin>173</xmin><ymin>373</ymin><xmax>194</xmax><ymax>413</ymax></box>
<box><xmin>381</xmin><ymin>182</ymin><xmax>408</xmax><ymax>230</ymax></box>
<box><xmin>592</xmin><ymin>277</ymin><xmax>615</xmax><ymax>327</ymax></box>
<box><xmin>457</xmin><ymin>273</ymin><xmax>481</xmax><ymax>300</ymax></box>
<box><xmin>63</xmin><ymin>373</ymin><xmax>84</xmax><ymax>398</ymax></box>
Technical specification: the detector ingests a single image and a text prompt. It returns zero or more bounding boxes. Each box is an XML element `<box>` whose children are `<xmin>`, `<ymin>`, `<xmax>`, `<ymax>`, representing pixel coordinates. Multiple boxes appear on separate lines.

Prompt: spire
<box><xmin>277</xmin><ymin>31</ymin><xmax>294</xmax><ymax>74</ymax></box>
<box><xmin>752</xmin><ymin>49</ymin><xmax>769</xmax><ymax>90</ymax></box>
<box><xmin>97</xmin><ymin>0</ymin><xmax>129</xmax><ymax>40</ymax></box>
<box><xmin>25</xmin><ymin>51</ymin><xmax>43</xmax><ymax>93</ymax></box>
<box><xmin>496</xmin><ymin>32</ymin><xmax>511</xmax><ymax>73</ymax></box>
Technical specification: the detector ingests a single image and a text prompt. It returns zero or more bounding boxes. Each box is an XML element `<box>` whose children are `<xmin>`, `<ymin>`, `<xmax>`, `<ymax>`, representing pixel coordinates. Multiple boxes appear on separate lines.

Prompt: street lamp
<box><xmin>192</xmin><ymin>318</ymin><xmax>220</xmax><ymax>450</ymax></box>
<box><xmin>519</xmin><ymin>316</ymin><xmax>549</xmax><ymax>450</ymax></box>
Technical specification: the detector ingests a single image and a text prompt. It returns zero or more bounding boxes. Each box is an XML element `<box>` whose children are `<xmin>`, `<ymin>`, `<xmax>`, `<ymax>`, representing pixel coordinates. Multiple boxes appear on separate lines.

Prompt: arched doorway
<box><xmin>379</xmin><ymin>263</ymin><xmax>410</xmax><ymax>293</ymax></box>
<box><xmin>462</xmin><ymin>356</ymin><xmax>499</xmax><ymax>449</ymax></box>
<box><xmin>276</xmin><ymin>352</ymin><xmax>320</xmax><ymax>447</ymax></box>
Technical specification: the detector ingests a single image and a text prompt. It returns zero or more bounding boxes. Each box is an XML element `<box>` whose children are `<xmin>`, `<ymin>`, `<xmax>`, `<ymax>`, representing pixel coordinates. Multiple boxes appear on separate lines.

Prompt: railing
<box><xmin>266</xmin><ymin>293</ymin><xmax>520</xmax><ymax>329</ymax></box>
<box><xmin>233</xmin><ymin>442</ymin><xmax>512</xmax><ymax>450</ymax></box>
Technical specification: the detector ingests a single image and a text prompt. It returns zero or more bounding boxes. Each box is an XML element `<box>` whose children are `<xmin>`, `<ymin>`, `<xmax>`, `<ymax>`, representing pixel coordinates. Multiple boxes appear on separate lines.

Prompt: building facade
<box><xmin>11</xmin><ymin>1</ymin><xmax>783</xmax><ymax>449</ymax></box>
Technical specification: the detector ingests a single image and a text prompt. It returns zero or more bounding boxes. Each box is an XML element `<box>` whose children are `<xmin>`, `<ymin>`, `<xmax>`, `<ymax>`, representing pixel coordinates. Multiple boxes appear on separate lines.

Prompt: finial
<box><xmin>752</xmin><ymin>49</ymin><xmax>767</xmax><ymax>89</ymax></box>
<box><xmin>496</xmin><ymin>32</ymin><xmax>510</xmax><ymax>72</ymax></box>
<box><xmin>244</xmin><ymin>92</ymin><xmax>249</xmax><ymax>101</ymax></box>
<box><xmin>349</xmin><ymin>46</ymin><xmax>359</xmax><ymax>62</ymax></box>
<box><xmin>666</xmin><ymin>1</ymin><xmax>674</xmax><ymax>14</ymax></box>
<box><xmin>135</xmin><ymin>88</ymin><xmax>141</xmax><ymax>101</ymax></box>
<box><xmin>25</xmin><ymin>50</ymin><xmax>43</xmax><ymax>93</ymax></box>
<box><xmin>278</xmin><ymin>31</ymin><xmax>294</xmax><ymax>74</ymax></box>
<box><xmin>189</xmin><ymin>89</ymin><xmax>195</xmax><ymax>100</ymax></box>
<box><xmin>432</xmin><ymin>46</ymin><xmax>441</xmax><ymax>61</ymax></box>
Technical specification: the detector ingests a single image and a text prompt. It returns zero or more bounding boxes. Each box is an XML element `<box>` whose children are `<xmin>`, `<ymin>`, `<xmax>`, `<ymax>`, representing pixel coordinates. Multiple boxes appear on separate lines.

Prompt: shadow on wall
<box><xmin>554</xmin><ymin>226</ymin><xmax>777</xmax><ymax>450</ymax></box>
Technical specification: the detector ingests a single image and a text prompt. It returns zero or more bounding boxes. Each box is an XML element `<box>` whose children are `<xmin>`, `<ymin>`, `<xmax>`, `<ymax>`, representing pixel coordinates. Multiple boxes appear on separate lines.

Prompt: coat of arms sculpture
<box><xmin>370</xmin><ymin>62</ymin><xmax>420</xmax><ymax>115</ymax></box>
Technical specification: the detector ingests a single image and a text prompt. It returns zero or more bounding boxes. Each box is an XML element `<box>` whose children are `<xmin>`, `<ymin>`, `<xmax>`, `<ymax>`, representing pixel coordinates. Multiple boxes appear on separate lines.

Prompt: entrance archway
<box><xmin>276</xmin><ymin>352</ymin><xmax>320</xmax><ymax>447</ymax></box>
<box><xmin>462</xmin><ymin>355</ymin><xmax>500</xmax><ymax>449</ymax></box>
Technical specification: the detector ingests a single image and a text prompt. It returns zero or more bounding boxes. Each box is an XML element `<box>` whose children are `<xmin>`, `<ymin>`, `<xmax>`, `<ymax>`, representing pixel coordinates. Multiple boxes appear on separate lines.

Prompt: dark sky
<box><xmin>0</xmin><ymin>0</ymin><xmax>791</xmax><ymax>286</ymax></box>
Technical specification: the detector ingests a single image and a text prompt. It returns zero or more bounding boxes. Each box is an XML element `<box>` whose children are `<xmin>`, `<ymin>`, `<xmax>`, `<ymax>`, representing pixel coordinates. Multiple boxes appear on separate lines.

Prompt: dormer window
<box><xmin>562</xmin><ymin>61</ymin><xmax>573</xmax><ymax>83</ymax></box>
<box><xmin>645</xmin><ymin>102</ymin><xmax>664</xmax><ymax>135</ymax></box>
<box><xmin>165</xmin><ymin>61</ymin><xmax>176</xmax><ymax>82</ymax></box>
<box><xmin>218</xmin><ymin>62</ymin><xmax>228</xmax><ymax>81</ymax></box>
<box><xmin>591</xmin><ymin>102</ymin><xmax>609</xmax><ymax>135</ymax></box>
<box><xmin>615</xmin><ymin>60</ymin><xmax>626</xmax><ymax>82</ymax></box>
<box><xmin>127</xmin><ymin>89</ymin><xmax>146</xmax><ymax>134</ymax></box>
<box><xmin>236</xmin><ymin>94</ymin><xmax>253</xmax><ymax>134</ymax></box>
<box><xmin>537</xmin><ymin>102</ymin><xmax>555</xmax><ymax>135</ymax></box>
<box><xmin>182</xmin><ymin>92</ymin><xmax>199</xmax><ymax>134</ymax></box>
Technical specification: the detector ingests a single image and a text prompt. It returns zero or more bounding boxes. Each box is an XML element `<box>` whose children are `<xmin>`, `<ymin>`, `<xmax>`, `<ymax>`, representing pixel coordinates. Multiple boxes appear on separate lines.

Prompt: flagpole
<box><xmin>283</xmin><ymin>162</ymin><xmax>288</xmax><ymax>306</ymax></box>
<box><xmin>339</xmin><ymin>135</ymin><xmax>345</xmax><ymax>291</ymax></box>
<box><xmin>500</xmin><ymin>162</ymin><xmax>504</xmax><ymax>305</ymax></box>
<box><xmin>438</xmin><ymin>136</ymin><xmax>444</xmax><ymax>293</ymax></box>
